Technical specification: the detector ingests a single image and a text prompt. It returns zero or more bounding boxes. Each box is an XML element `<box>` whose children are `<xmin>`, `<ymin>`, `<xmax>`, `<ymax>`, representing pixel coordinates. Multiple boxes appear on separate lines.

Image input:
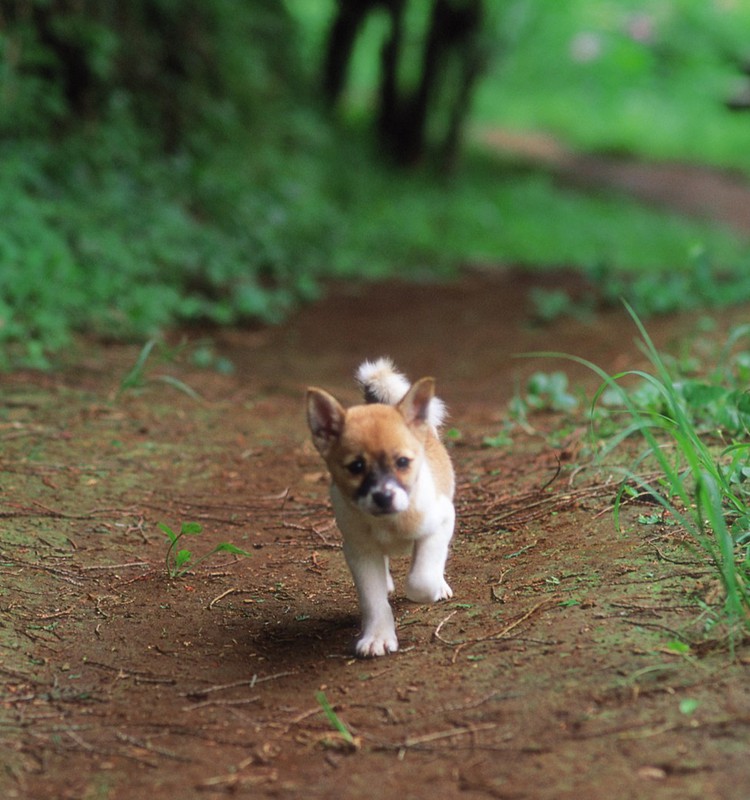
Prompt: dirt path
<box><xmin>481</xmin><ymin>129</ymin><xmax>750</xmax><ymax>234</ymax></box>
<box><xmin>2</xmin><ymin>269</ymin><xmax>749</xmax><ymax>800</ymax></box>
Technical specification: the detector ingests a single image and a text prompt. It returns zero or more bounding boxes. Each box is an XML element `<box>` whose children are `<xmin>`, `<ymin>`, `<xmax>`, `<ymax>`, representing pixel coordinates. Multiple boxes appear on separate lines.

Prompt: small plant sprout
<box><xmin>315</xmin><ymin>691</ymin><xmax>360</xmax><ymax>751</ymax></box>
<box><xmin>512</xmin><ymin>371</ymin><xmax>579</xmax><ymax>417</ymax></box>
<box><xmin>118</xmin><ymin>339</ymin><xmax>203</xmax><ymax>400</ymax></box>
<box><xmin>159</xmin><ymin>521</ymin><xmax>252</xmax><ymax>579</ymax></box>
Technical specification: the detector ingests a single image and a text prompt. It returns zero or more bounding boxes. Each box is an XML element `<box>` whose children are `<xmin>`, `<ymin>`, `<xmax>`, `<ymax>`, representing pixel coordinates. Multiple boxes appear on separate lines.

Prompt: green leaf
<box><xmin>175</xmin><ymin>549</ymin><xmax>192</xmax><ymax>569</ymax></box>
<box><xmin>665</xmin><ymin>639</ymin><xmax>690</xmax><ymax>654</ymax></box>
<box><xmin>680</xmin><ymin>381</ymin><xmax>725</xmax><ymax>407</ymax></box>
<box><xmin>482</xmin><ymin>432</ymin><xmax>511</xmax><ymax>448</ymax></box>
<box><xmin>155</xmin><ymin>374</ymin><xmax>203</xmax><ymax>401</ymax></box>
<box><xmin>180</xmin><ymin>522</ymin><xmax>203</xmax><ymax>536</ymax></box>
<box><xmin>213</xmin><ymin>542</ymin><xmax>252</xmax><ymax>558</ymax></box>
<box><xmin>119</xmin><ymin>339</ymin><xmax>158</xmax><ymax>391</ymax></box>
<box><xmin>158</xmin><ymin>522</ymin><xmax>177</xmax><ymax>543</ymax></box>
<box><xmin>679</xmin><ymin>698</ymin><xmax>699</xmax><ymax>715</ymax></box>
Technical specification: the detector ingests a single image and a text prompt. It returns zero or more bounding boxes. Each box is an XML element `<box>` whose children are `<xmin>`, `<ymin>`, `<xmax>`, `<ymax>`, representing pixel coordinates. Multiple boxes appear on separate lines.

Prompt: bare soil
<box><xmin>481</xmin><ymin>128</ymin><xmax>750</xmax><ymax>233</ymax></box>
<box><xmin>2</xmin><ymin>266</ymin><xmax>750</xmax><ymax>800</ymax></box>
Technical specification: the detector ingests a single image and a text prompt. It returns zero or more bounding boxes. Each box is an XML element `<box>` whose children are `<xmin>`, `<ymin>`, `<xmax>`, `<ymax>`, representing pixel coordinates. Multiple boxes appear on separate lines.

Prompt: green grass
<box><xmin>325</xmin><ymin>146</ymin><xmax>748</xmax><ymax>277</ymax></box>
<box><xmin>315</xmin><ymin>691</ymin><xmax>359</xmax><ymax>750</ymax></box>
<box><xmin>521</xmin><ymin>308</ymin><xmax>750</xmax><ymax>641</ymax></box>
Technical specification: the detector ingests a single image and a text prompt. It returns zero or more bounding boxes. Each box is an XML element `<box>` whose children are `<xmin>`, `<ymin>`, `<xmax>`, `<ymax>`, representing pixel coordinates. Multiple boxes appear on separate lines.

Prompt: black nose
<box><xmin>372</xmin><ymin>490</ymin><xmax>393</xmax><ymax>510</ymax></box>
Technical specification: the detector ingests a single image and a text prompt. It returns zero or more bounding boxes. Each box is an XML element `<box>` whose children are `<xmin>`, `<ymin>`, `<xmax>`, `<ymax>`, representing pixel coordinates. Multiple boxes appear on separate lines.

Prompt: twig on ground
<box><xmin>433</xmin><ymin>610</ymin><xmax>460</xmax><ymax>645</ymax></box>
<box><xmin>402</xmin><ymin>722</ymin><xmax>499</xmax><ymax>749</ymax></box>
<box><xmin>184</xmin><ymin>671</ymin><xmax>297</xmax><ymax>700</ymax></box>
<box><xmin>115</xmin><ymin>732</ymin><xmax>191</xmax><ymax>762</ymax></box>
<box><xmin>83</xmin><ymin>659</ymin><xmax>176</xmax><ymax>685</ymax></box>
<box><xmin>207</xmin><ymin>587</ymin><xmax>241</xmax><ymax>610</ymax></box>
<box><xmin>183</xmin><ymin>697</ymin><xmax>261</xmax><ymax>712</ymax></box>
<box><xmin>449</xmin><ymin>599</ymin><xmax>558</xmax><ymax>663</ymax></box>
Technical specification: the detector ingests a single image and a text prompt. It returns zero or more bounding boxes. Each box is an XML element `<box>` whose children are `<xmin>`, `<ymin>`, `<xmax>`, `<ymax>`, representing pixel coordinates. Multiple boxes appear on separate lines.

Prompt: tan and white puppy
<box><xmin>306</xmin><ymin>358</ymin><xmax>455</xmax><ymax>657</ymax></box>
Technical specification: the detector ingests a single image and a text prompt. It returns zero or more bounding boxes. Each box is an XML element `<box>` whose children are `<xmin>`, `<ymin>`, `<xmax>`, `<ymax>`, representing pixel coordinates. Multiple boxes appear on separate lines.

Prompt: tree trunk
<box><xmin>324</xmin><ymin>0</ymin><xmax>486</xmax><ymax>168</ymax></box>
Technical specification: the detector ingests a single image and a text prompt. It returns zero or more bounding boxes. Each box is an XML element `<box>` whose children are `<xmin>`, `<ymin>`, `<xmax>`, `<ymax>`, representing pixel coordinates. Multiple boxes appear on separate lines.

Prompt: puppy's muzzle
<box><xmin>372</xmin><ymin>488</ymin><xmax>395</xmax><ymax>512</ymax></box>
<box><xmin>360</xmin><ymin>477</ymin><xmax>409</xmax><ymax>515</ymax></box>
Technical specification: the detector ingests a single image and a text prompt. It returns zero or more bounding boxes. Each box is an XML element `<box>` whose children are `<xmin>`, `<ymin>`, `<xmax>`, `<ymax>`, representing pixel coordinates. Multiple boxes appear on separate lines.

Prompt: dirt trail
<box><xmin>2</xmin><ymin>170</ymin><xmax>750</xmax><ymax>798</ymax></box>
<box><xmin>481</xmin><ymin>128</ymin><xmax>750</xmax><ymax>234</ymax></box>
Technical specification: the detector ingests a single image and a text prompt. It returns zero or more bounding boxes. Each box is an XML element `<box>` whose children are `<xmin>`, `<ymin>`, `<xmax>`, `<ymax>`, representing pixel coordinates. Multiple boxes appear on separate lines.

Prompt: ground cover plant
<box><xmin>3</xmin><ymin>1</ymin><xmax>750</xmax><ymax>368</ymax></box>
<box><xmin>511</xmin><ymin>309</ymin><xmax>750</xmax><ymax>640</ymax></box>
<box><xmin>3</xmin><ymin>123</ymin><xmax>744</xmax><ymax>370</ymax></box>
<box><xmin>159</xmin><ymin>521</ymin><xmax>252</xmax><ymax>580</ymax></box>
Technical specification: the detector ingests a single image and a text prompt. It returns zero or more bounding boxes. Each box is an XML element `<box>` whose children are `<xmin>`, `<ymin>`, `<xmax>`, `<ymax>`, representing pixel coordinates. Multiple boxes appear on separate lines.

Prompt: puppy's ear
<box><xmin>307</xmin><ymin>388</ymin><xmax>346</xmax><ymax>456</ymax></box>
<box><xmin>398</xmin><ymin>377</ymin><xmax>435</xmax><ymax>430</ymax></box>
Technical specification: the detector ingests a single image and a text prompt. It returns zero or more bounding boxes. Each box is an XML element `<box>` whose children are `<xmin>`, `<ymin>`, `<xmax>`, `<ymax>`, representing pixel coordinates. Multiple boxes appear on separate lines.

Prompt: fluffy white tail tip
<box><xmin>356</xmin><ymin>357</ymin><xmax>447</xmax><ymax>429</ymax></box>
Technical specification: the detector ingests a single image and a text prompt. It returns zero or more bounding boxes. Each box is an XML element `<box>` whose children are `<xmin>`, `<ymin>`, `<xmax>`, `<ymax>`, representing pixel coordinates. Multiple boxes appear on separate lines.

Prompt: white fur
<box><xmin>332</xmin><ymin>473</ymin><xmax>454</xmax><ymax>657</ymax></box>
<box><xmin>356</xmin><ymin>481</ymin><xmax>409</xmax><ymax>516</ymax></box>
<box><xmin>356</xmin><ymin>357</ymin><xmax>447</xmax><ymax>430</ymax></box>
<box><xmin>332</xmin><ymin>359</ymin><xmax>454</xmax><ymax>656</ymax></box>
<box><xmin>310</xmin><ymin>358</ymin><xmax>455</xmax><ymax>658</ymax></box>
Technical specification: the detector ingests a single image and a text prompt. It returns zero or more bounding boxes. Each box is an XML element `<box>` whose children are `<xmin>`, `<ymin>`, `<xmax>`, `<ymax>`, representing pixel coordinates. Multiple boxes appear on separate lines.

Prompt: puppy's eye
<box><xmin>347</xmin><ymin>457</ymin><xmax>366</xmax><ymax>475</ymax></box>
<box><xmin>395</xmin><ymin>456</ymin><xmax>411</xmax><ymax>470</ymax></box>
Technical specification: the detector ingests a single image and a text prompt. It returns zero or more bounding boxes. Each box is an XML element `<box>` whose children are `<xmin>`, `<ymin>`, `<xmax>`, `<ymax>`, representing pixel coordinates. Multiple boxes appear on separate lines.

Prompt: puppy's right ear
<box><xmin>306</xmin><ymin>388</ymin><xmax>345</xmax><ymax>457</ymax></box>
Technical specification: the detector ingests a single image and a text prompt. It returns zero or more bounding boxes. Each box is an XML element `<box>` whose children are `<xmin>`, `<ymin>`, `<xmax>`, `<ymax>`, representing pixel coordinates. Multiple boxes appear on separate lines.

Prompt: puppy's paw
<box><xmin>406</xmin><ymin>577</ymin><xmax>453</xmax><ymax>604</ymax></box>
<box><xmin>355</xmin><ymin>628</ymin><xmax>399</xmax><ymax>658</ymax></box>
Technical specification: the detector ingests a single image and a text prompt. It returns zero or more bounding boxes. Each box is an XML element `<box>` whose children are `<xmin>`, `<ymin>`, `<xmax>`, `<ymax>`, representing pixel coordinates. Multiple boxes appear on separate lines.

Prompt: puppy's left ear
<box><xmin>398</xmin><ymin>377</ymin><xmax>435</xmax><ymax>430</ymax></box>
<box><xmin>307</xmin><ymin>388</ymin><xmax>346</xmax><ymax>456</ymax></box>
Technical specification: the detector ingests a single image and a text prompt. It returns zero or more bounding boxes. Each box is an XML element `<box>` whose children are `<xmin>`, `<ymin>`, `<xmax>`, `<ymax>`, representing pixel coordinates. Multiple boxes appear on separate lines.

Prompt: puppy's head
<box><xmin>306</xmin><ymin>378</ymin><xmax>435</xmax><ymax>516</ymax></box>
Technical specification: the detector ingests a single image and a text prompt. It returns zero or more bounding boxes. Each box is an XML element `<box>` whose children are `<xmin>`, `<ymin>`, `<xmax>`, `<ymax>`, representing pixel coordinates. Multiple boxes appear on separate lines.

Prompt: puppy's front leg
<box><xmin>406</xmin><ymin>502</ymin><xmax>455</xmax><ymax>603</ymax></box>
<box><xmin>343</xmin><ymin>542</ymin><xmax>398</xmax><ymax>657</ymax></box>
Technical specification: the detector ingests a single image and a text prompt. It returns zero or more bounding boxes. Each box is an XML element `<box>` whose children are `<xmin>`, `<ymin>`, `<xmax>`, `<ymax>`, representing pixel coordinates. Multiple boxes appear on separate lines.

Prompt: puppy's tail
<box><xmin>356</xmin><ymin>357</ymin><xmax>447</xmax><ymax>429</ymax></box>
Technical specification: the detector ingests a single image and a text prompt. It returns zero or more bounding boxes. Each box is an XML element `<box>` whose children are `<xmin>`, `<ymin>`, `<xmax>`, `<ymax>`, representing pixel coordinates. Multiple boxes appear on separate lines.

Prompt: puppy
<box><xmin>306</xmin><ymin>358</ymin><xmax>455</xmax><ymax>657</ymax></box>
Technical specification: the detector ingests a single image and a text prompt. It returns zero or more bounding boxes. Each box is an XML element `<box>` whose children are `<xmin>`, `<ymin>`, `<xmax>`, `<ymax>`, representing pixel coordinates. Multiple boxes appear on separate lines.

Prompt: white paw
<box><xmin>406</xmin><ymin>577</ymin><xmax>453</xmax><ymax>604</ymax></box>
<box><xmin>355</xmin><ymin>629</ymin><xmax>399</xmax><ymax>658</ymax></box>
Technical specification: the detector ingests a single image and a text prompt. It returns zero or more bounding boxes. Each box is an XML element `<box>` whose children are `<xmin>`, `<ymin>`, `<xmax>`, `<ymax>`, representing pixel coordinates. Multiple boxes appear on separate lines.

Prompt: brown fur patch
<box><xmin>324</xmin><ymin>403</ymin><xmax>453</xmax><ymax>503</ymax></box>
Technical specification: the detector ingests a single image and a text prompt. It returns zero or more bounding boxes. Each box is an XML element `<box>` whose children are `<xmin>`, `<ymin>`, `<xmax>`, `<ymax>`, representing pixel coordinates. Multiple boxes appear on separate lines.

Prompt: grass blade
<box><xmin>315</xmin><ymin>691</ymin><xmax>356</xmax><ymax>746</ymax></box>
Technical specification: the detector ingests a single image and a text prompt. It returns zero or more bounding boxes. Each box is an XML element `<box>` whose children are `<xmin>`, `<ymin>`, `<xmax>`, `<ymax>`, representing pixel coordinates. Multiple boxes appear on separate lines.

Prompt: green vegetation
<box><xmin>297</xmin><ymin>1</ymin><xmax>750</xmax><ymax>170</ymax></box>
<box><xmin>159</xmin><ymin>521</ymin><xmax>251</xmax><ymax>580</ymax></box>
<box><xmin>598</xmin><ymin>312</ymin><xmax>750</xmax><ymax>638</ymax></box>
<box><xmin>315</xmin><ymin>691</ymin><xmax>359</xmax><ymax>750</ymax></box>
<box><xmin>512</xmin><ymin>311</ymin><xmax>750</xmax><ymax>640</ymax></box>
<box><xmin>2</xmin><ymin>1</ymin><xmax>750</xmax><ymax>368</ymax></box>
<box><xmin>473</xmin><ymin>1</ymin><xmax>750</xmax><ymax>172</ymax></box>
<box><xmin>118</xmin><ymin>339</ymin><xmax>204</xmax><ymax>400</ymax></box>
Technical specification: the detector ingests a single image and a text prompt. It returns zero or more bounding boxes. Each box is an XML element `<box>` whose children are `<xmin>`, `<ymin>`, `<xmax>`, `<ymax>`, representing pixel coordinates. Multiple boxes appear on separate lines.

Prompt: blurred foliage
<box><xmin>1</xmin><ymin>0</ymin><xmax>750</xmax><ymax>367</ymax></box>
<box><xmin>474</xmin><ymin>0</ymin><xmax>750</xmax><ymax>169</ymax></box>
<box><xmin>0</xmin><ymin>0</ymin><xmax>329</xmax><ymax>367</ymax></box>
